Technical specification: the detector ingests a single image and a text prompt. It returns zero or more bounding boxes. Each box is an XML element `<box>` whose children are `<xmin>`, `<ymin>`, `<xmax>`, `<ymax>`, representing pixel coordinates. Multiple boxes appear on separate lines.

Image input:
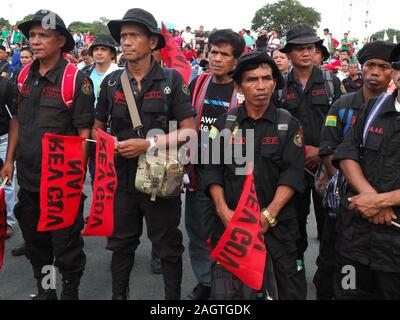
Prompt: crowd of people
<box><xmin>1</xmin><ymin>7</ymin><xmax>400</xmax><ymax>301</ymax></box>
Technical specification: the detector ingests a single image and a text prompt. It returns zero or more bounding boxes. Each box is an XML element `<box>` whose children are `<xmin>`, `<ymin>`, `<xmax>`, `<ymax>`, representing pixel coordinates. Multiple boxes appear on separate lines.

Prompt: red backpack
<box><xmin>17</xmin><ymin>62</ymin><xmax>79</xmax><ymax>109</ymax></box>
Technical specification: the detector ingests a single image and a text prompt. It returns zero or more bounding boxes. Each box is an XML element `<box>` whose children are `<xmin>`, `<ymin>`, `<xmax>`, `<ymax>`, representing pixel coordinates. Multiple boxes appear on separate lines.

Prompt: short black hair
<box><xmin>196</xmin><ymin>50</ymin><xmax>204</xmax><ymax>58</ymax></box>
<box><xmin>208</xmin><ymin>29</ymin><xmax>245</xmax><ymax>59</ymax></box>
<box><xmin>341</xmin><ymin>59</ymin><xmax>350</xmax><ymax>64</ymax></box>
<box><xmin>0</xmin><ymin>45</ymin><xmax>6</xmax><ymax>52</ymax></box>
<box><xmin>324</xmin><ymin>28</ymin><xmax>329</xmax><ymax>32</ymax></box>
<box><xmin>81</xmin><ymin>49</ymin><xmax>89</xmax><ymax>56</ymax></box>
<box><xmin>20</xmin><ymin>46</ymin><xmax>33</xmax><ymax>56</ymax></box>
<box><xmin>234</xmin><ymin>62</ymin><xmax>270</xmax><ymax>85</ymax></box>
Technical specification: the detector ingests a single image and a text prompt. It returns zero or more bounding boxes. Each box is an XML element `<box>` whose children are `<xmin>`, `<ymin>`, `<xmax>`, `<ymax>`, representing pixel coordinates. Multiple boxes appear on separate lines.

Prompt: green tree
<box><xmin>91</xmin><ymin>19</ymin><xmax>110</xmax><ymax>36</ymax></box>
<box><xmin>371</xmin><ymin>29</ymin><xmax>400</xmax><ymax>43</ymax></box>
<box><xmin>0</xmin><ymin>17</ymin><xmax>11</xmax><ymax>29</ymax></box>
<box><xmin>15</xmin><ymin>14</ymin><xmax>34</xmax><ymax>26</ymax></box>
<box><xmin>68</xmin><ymin>21</ymin><xmax>92</xmax><ymax>33</ymax></box>
<box><xmin>251</xmin><ymin>0</ymin><xmax>321</xmax><ymax>36</ymax></box>
<box><xmin>68</xmin><ymin>18</ymin><xmax>110</xmax><ymax>36</ymax></box>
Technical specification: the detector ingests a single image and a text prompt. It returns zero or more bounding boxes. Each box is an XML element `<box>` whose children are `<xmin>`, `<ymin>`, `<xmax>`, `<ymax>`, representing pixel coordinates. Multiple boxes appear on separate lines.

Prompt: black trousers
<box><xmin>313</xmin><ymin>211</ymin><xmax>338</xmax><ymax>300</ymax></box>
<box><xmin>333</xmin><ymin>254</ymin><xmax>400</xmax><ymax>300</ymax></box>
<box><xmin>211</xmin><ymin>218</ymin><xmax>307</xmax><ymax>300</ymax></box>
<box><xmin>107</xmin><ymin>189</ymin><xmax>184</xmax><ymax>300</ymax></box>
<box><xmin>294</xmin><ymin>181</ymin><xmax>327</xmax><ymax>260</ymax></box>
<box><xmin>14</xmin><ymin>188</ymin><xmax>86</xmax><ymax>281</ymax></box>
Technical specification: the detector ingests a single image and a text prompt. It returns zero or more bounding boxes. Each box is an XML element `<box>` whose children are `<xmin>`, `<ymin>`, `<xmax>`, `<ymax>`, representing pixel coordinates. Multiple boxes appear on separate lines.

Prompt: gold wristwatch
<box><xmin>261</xmin><ymin>209</ymin><xmax>278</xmax><ymax>227</ymax></box>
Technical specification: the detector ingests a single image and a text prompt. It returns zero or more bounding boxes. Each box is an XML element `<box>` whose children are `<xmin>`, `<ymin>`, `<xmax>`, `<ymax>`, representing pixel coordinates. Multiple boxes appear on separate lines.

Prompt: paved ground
<box><xmin>0</xmin><ymin>177</ymin><xmax>319</xmax><ymax>300</ymax></box>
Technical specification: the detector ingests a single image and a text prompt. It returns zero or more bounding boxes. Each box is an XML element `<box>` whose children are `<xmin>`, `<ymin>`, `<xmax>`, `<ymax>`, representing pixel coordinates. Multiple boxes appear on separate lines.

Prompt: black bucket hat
<box><xmin>390</xmin><ymin>43</ymin><xmax>400</xmax><ymax>70</ymax></box>
<box><xmin>18</xmin><ymin>9</ymin><xmax>75</xmax><ymax>52</ymax></box>
<box><xmin>107</xmin><ymin>8</ymin><xmax>165</xmax><ymax>50</ymax></box>
<box><xmin>88</xmin><ymin>35</ymin><xmax>117</xmax><ymax>57</ymax></box>
<box><xmin>230</xmin><ymin>51</ymin><xmax>285</xmax><ymax>90</ymax></box>
<box><xmin>281</xmin><ymin>23</ymin><xmax>323</xmax><ymax>53</ymax></box>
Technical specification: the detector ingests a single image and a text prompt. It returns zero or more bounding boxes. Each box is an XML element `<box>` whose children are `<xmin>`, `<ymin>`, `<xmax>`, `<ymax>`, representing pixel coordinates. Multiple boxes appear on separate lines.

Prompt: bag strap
<box><xmin>120</xmin><ymin>69</ymin><xmax>144</xmax><ymax>137</ymax></box>
<box><xmin>337</xmin><ymin>92</ymin><xmax>356</xmax><ymax>136</ymax></box>
<box><xmin>322</xmin><ymin>69</ymin><xmax>335</xmax><ymax>106</ymax></box>
<box><xmin>61</xmin><ymin>63</ymin><xmax>79</xmax><ymax>109</ymax></box>
<box><xmin>277</xmin><ymin>73</ymin><xmax>289</xmax><ymax>105</ymax></box>
<box><xmin>362</xmin><ymin>92</ymin><xmax>390</xmax><ymax>147</ymax></box>
<box><xmin>224</xmin><ymin>107</ymin><xmax>241</xmax><ymax>130</ymax></box>
<box><xmin>277</xmin><ymin>108</ymin><xmax>291</xmax><ymax>144</ymax></box>
<box><xmin>17</xmin><ymin>62</ymin><xmax>31</xmax><ymax>91</ymax></box>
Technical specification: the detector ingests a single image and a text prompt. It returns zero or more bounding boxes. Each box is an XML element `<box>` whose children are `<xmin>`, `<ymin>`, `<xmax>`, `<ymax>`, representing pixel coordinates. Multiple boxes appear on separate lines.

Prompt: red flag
<box><xmin>0</xmin><ymin>188</ymin><xmax>6</xmax><ymax>271</ymax></box>
<box><xmin>39</xmin><ymin>134</ymin><xmax>85</xmax><ymax>231</ymax></box>
<box><xmin>161</xmin><ymin>22</ymin><xmax>191</xmax><ymax>84</ymax></box>
<box><xmin>83</xmin><ymin>129</ymin><xmax>117</xmax><ymax>236</ymax></box>
<box><xmin>210</xmin><ymin>171</ymin><xmax>267</xmax><ymax>290</ymax></box>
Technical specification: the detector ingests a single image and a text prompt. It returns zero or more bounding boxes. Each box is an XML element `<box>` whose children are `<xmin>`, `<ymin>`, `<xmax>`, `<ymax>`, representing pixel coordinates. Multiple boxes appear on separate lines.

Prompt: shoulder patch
<box><xmin>340</xmin><ymin>84</ymin><xmax>347</xmax><ymax>94</ymax></box>
<box><xmin>325</xmin><ymin>115</ymin><xmax>337</xmax><ymax>127</ymax></box>
<box><xmin>81</xmin><ymin>77</ymin><xmax>93</xmax><ymax>95</ymax></box>
<box><xmin>294</xmin><ymin>129</ymin><xmax>303</xmax><ymax>147</ymax></box>
<box><xmin>209</xmin><ymin>125</ymin><xmax>219</xmax><ymax>140</ymax></box>
<box><xmin>182</xmin><ymin>83</ymin><xmax>190</xmax><ymax>96</ymax></box>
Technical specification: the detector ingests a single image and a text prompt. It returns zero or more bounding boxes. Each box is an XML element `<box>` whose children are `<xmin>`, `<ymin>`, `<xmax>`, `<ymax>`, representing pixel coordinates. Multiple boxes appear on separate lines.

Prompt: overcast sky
<box><xmin>3</xmin><ymin>0</ymin><xmax>399</xmax><ymax>40</ymax></box>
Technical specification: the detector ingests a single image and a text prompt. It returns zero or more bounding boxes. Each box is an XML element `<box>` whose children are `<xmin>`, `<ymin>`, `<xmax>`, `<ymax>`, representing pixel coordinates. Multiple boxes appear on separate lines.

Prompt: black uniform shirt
<box><xmin>342</xmin><ymin>74</ymin><xmax>363</xmax><ymax>94</ymax></box>
<box><xmin>332</xmin><ymin>90</ymin><xmax>400</xmax><ymax>272</ymax></box>
<box><xmin>95</xmin><ymin>60</ymin><xmax>196</xmax><ymax>192</ymax></box>
<box><xmin>319</xmin><ymin>88</ymin><xmax>365</xmax><ymax>157</ymax></box>
<box><xmin>279</xmin><ymin>66</ymin><xmax>342</xmax><ymax>147</ymax></box>
<box><xmin>14</xmin><ymin>57</ymin><xmax>95</xmax><ymax>193</ymax></box>
<box><xmin>0</xmin><ymin>77</ymin><xmax>16</xmax><ymax>136</ymax></box>
<box><xmin>202</xmin><ymin>102</ymin><xmax>305</xmax><ymax>241</ymax></box>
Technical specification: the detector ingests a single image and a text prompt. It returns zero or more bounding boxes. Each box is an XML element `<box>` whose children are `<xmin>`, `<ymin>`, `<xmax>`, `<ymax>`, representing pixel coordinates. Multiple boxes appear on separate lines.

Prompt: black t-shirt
<box><xmin>0</xmin><ymin>77</ymin><xmax>15</xmax><ymax>136</ymax></box>
<box><xmin>195</xmin><ymin>31</ymin><xmax>206</xmax><ymax>49</ymax></box>
<box><xmin>342</xmin><ymin>75</ymin><xmax>363</xmax><ymax>93</ymax></box>
<box><xmin>0</xmin><ymin>60</ymin><xmax>10</xmax><ymax>75</ymax></box>
<box><xmin>14</xmin><ymin>57</ymin><xmax>95</xmax><ymax>192</ymax></box>
<box><xmin>189</xmin><ymin>76</ymin><xmax>235</xmax><ymax>134</ymax></box>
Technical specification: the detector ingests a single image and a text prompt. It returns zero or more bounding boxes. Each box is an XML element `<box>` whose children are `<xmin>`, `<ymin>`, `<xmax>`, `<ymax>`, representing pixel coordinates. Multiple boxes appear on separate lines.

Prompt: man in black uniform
<box><xmin>278</xmin><ymin>23</ymin><xmax>343</xmax><ymax>271</ymax></box>
<box><xmin>0</xmin><ymin>76</ymin><xmax>16</xmax><ymax>239</ymax></box>
<box><xmin>331</xmin><ymin>44</ymin><xmax>400</xmax><ymax>299</ymax></box>
<box><xmin>93</xmin><ymin>8</ymin><xmax>196</xmax><ymax>300</ymax></box>
<box><xmin>315</xmin><ymin>41</ymin><xmax>395</xmax><ymax>300</ymax></box>
<box><xmin>202</xmin><ymin>51</ymin><xmax>307</xmax><ymax>300</ymax></box>
<box><xmin>185</xmin><ymin>29</ymin><xmax>245</xmax><ymax>301</ymax></box>
<box><xmin>0</xmin><ymin>10</ymin><xmax>95</xmax><ymax>300</ymax></box>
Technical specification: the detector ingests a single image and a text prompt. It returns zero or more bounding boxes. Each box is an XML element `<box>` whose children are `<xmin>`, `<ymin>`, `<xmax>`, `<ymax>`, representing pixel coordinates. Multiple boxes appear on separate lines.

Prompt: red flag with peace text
<box><xmin>39</xmin><ymin>134</ymin><xmax>86</xmax><ymax>231</ymax></box>
<box><xmin>83</xmin><ymin>129</ymin><xmax>117</xmax><ymax>236</ymax></box>
<box><xmin>0</xmin><ymin>188</ymin><xmax>6</xmax><ymax>271</ymax></box>
<box><xmin>161</xmin><ymin>22</ymin><xmax>191</xmax><ymax>84</ymax></box>
<box><xmin>210</xmin><ymin>170</ymin><xmax>267</xmax><ymax>290</ymax></box>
